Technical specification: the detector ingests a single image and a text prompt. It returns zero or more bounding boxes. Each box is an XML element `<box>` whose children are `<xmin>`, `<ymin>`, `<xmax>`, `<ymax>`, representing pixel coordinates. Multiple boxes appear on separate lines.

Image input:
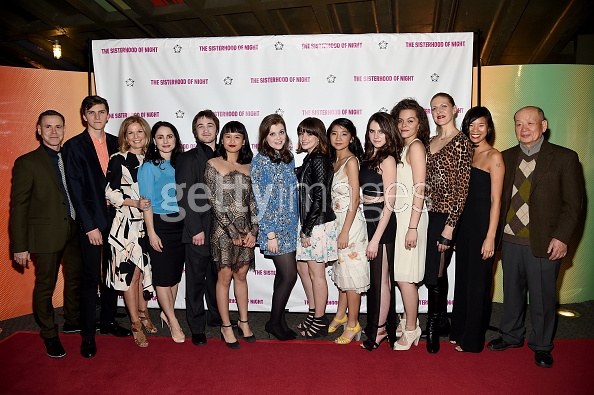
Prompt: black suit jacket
<box><xmin>10</xmin><ymin>146</ymin><xmax>72</xmax><ymax>253</ymax></box>
<box><xmin>500</xmin><ymin>140</ymin><xmax>584</xmax><ymax>257</ymax></box>
<box><xmin>63</xmin><ymin>130</ymin><xmax>118</xmax><ymax>233</ymax></box>
<box><xmin>176</xmin><ymin>142</ymin><xmax>214</xmax><ymax>247</ymax></box>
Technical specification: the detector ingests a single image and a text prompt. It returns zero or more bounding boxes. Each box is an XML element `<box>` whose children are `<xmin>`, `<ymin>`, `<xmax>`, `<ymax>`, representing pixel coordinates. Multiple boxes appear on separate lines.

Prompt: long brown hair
<box><xmin>361</xmin><ymin>112</ymin><xmax>402</xmax><ymax>172</ymax></box>
<box><xmin>390</xmin><ymin>98</ymin><xmax>431</xmax><ymax>147</ymax></box>
<box><xmin>296</xmin><ymin>117</ymin><xmax>329</xmax><ymax>156</ymax></box>
<box><xmin>258</xmin><ymin>114</ymin><xmax>293</xmax><ymax>164</ymax></box>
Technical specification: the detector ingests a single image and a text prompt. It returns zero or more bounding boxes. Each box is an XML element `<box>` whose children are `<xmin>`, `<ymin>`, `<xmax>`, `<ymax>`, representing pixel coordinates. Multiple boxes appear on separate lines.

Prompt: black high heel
<box><xmin>220</xmin><ymin>324</ymin><xmax>240</xmax><ymax>349</ymax></box>
<box><xmin>361</xmin><ymin>323</ymin><xmax>388</xmax><ymax>351</ymax></box>
<box><xmin>237</xmin><ymin>319</ymin><xmax>256</xmax><ymax>343</ymax></box>
<box><xmin>300</xmin><ymin>315</ymin><xmax>329</xmax><ymax>338</ymax></box>
<box><xmin>265</xmin><ymin>321</ymin><xmax>296</xmax><ymax>341</ymax></box>
<box><xmin>296</xmin><ymin>308</ymin><xmax>315</xmax><ymax>331</ymax></box>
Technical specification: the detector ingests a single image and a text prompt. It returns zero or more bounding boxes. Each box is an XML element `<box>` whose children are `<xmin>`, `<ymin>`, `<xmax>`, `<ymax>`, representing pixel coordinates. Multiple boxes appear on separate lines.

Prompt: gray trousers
<box><xmin>499</xmin><ymin>242</ymin><xmax>561</xmax><ymax>352</ymax></box>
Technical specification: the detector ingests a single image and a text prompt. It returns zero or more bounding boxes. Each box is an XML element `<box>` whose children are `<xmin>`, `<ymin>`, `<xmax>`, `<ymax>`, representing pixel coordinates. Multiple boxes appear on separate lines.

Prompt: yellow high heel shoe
<box><xmin>328</xmin><ymin>315</ymin><xmax>348</xmax><ymax>333</ymax></box>
<box><xmin>393</xmin><ymin>325</ymin><xmax>422</xmax><ymax>351</ymax></box>
<box><xmin>335</xmin><ymin>322</ymin><xmax>362</xmax><ymax>345</ymax></box>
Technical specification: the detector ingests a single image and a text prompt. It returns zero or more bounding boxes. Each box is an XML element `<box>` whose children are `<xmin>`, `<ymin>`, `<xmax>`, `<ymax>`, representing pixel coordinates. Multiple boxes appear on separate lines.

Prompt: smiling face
<box><xmin>368</xmin><ymin>120</ymin><xmax>386</xmax><ymax>150</ymax></box>
<box><xmin>83</xmin><ymin>103</ymin><xmax>109</xmax><ymax>133</ymax></box>
<box><xmin>467</xmin><ymin>116</ymin><xmax>489</xmax><ymax>145</ymax></box>
<box><xmin>222</xmin><ymin>132</ymin><xmax>245</xmax><ymax>154</ymax></box>
<box><xmin>430</xmin><ymin>96</ymin><xmax>457</xmax><ymax>127</ymax></box>
<box><xmin>329</xmin><ymin>124</ymin><xmax>352</xmax><ymax>153</ymax></box>
<box><xmin>37</xmin><ymin>115</ymin><xmax>65</xmax><ymax>151</ymax></box>
<box><xmin>125</xmin><ymin>122</ymin><xmax>147</xmax><ymax>154</ymax></box>
<box><xmin>514</xmin><ymin>107</ymin><xmax>547</xmax><ymax>148</ymax></box>
<box><xmin>266</xmin><ymin>123</ymin><xmax>287</xmax><ymax>152</ymax></box>
<box><xmin>298</xmin><ymin>131</ymin><xmax>319</xmax><ymax>153</ymax></box>
<box><xmin>397</xmin><ymin>109</ymin><xmax>420</xmax><ymax>143</ymax></box>
<box><xmin>154</xmin><ymin>126</ymin><xmax>176</xmax><ymax>156</ymax></box>
<box><xmin>195</xmin><ymin>116</ymin><xmax>217</xmax><ymax>145</ymax></box>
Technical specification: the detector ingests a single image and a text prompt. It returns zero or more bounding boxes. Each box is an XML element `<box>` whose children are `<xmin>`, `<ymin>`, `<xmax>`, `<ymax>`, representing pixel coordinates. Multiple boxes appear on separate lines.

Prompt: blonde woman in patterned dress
<box><xmin>105</xmin><ymin>115</ymin><xmax>156</xmax><ymax>348</ymax></box>
<box><xmin>327</xmin><ymin>118</ymin><xmax>369</xmax><ymax>344</ymax></box>
<box><xmin>206</xmin><ymin>121</ymin><xmax>258</xmax><ymax>349</ymax></box>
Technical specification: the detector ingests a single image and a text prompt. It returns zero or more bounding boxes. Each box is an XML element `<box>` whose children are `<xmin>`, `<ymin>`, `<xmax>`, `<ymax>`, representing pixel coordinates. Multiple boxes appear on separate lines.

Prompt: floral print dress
<box><xmin>330</xmin><ymin>156</ymin><xmax>369</xmax><ymax>293</ymax></box>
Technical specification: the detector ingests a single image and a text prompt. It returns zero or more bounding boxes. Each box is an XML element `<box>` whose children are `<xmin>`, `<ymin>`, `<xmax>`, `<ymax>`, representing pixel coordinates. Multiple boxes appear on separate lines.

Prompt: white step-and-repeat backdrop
<box><xmin>93</xmin><ymin>32</ymin><xmax>473</xmax><ymax>313</ymax></box>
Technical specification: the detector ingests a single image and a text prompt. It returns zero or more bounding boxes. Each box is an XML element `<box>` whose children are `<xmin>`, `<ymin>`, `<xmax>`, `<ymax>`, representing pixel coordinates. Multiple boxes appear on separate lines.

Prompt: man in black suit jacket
<box><xmin>64</xmin><ymin>96</ymin><xmax>131</xmax><ymax>358</ymax></box>
<box><xmin>10</xmin><ymin>110</ymin><xmax>82</xmax><ymax>358</ymax></box>
<box><xmin>176</xmin><ymin>110</ymin><xmax>221</xmax><ymax>346</ymax></box>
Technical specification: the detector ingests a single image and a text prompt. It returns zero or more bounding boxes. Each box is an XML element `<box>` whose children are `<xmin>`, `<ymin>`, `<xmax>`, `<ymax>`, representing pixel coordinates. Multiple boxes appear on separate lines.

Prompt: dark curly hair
<box><xmin>258</xmin><ymin>114</ymin><xmax>293</xmax><ymax>164</ymax></box>
<box><xmin>361</xmin><ymin>112</ymin><xmax>403</xmax><ymax>172</ymax></box>
<box><xmin>215</xmin><ymin>120</ymin><xmax>253</xmax><ymax>165</ymax></box>
<box><xmin>390</xmin><ymin>98</ymin><xmax>431</xmax><ymax>147</ymax></box>
<box><xmin>145</xmin><ymin>121</ymin><xmax>184</xmax><ymax>168</ymax></box>
<box><xmin>461</xmin><ymin>106</ymin><xmax>495</xmax><ymax>145</ymax></box>
<box><xmin>326</xmin><ymin>118</ymin><xmax>364</xmax><ymax>162</ymax></box>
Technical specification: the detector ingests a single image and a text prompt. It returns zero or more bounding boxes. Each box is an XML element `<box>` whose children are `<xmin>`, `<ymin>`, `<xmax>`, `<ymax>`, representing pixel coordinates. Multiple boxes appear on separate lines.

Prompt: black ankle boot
<box><xmin>426</xmin><ymin>283</ymin><xmax>441</xmax><ymax>354</ymax></box>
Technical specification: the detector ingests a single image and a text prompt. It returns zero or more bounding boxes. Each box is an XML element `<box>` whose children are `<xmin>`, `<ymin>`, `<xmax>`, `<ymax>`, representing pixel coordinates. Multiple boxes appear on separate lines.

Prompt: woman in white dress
<box><xmin>390</xmin><ymin>99</ymin><xmax>430</xmax><ymax>350</ymax></box>
<box><xmin>326</xmin><ymin>118</ymin><xmax>369</xmax><ymax>344</ymax></box>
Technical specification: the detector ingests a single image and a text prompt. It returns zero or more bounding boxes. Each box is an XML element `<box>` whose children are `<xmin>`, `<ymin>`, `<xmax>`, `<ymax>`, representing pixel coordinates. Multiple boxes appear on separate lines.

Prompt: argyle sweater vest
<box><xmin>503</xmin><ymin>150</ymin><xmax>538</xmax><ymax>245</ymax></box>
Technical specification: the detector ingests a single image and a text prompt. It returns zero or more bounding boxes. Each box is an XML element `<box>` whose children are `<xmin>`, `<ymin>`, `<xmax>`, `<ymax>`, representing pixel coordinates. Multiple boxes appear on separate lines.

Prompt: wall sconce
<box><xmin>53</xmin><ymin>39</ymin><xmax>62</xmax><ymax>59</ymax></box>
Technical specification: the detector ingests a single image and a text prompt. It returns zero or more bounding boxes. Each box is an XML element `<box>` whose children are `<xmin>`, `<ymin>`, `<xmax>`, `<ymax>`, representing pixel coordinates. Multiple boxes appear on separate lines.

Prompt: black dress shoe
<box><xmin>192</xmin><ymin>333</ymin><xmax>207</xmax><ymax>346</ymax></box>
<box><xmin>100</xmin><ymin>322</ymin><xmax>132</xmax><ymax>337</ymax></box>
<box><xmin>80</xmin><ymin>335</ymin><xmax>97</xmax><ymax>358</ymax></box>
<box><xmin>487</xmin><ymin>337</ymin><xmax>523</xmax><ymax>351</ymax></box>
<box><xmin>62</xmin><ymin>323</ymin><xmax>81</xmax><ymax>334</ymax></box>
<box><xmin>44</xmin><ymin>337</ymin><xmax>66</xmax><ymax>358</ymax></box>
<box><xmin>535</xmin><ymin>351</ymin><xmax>554</xmax><ymax>368</ymax></box>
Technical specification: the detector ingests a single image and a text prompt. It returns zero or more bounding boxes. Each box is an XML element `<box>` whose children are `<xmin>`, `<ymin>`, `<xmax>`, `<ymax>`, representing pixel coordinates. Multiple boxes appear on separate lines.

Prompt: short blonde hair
<box><xmin>117</xmin><ymin>115</ymin><xmax>151</xmax><ymax>154</ymax></box>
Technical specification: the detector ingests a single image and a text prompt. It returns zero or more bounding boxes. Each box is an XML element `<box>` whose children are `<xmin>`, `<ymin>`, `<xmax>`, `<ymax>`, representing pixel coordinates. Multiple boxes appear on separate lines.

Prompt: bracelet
<box><xmin>267</xmin><ymin>235</ymin><xmax>276</xmax><ymax>240</ymax></box>
<box><xmin>408</xmin><ymin>227</ymin><xmax>417</xmax><ymax>230</ymax></box>
<box><xmin>438</xmin><ymin>236</ymin><xmax>452</xmax><ymax>246</ymax></box>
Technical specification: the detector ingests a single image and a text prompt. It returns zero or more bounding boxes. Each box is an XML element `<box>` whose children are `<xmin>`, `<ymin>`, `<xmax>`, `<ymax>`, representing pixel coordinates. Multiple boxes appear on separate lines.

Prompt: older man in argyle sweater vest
<box><xmin>487</xmin><ymin>106</ymin><xmax>584</xmax><ymax>369</ymax></box>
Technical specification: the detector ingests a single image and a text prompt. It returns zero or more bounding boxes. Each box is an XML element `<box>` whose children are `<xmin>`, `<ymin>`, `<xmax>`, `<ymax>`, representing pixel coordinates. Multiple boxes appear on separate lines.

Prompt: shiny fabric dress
<box><xmin>450</xmin><ymin>167</ymin><xmax>494</xmax><ymax>352</ymax></box>
<box><xmin>205</xmin><ymin>162</ymin><xmax>259</xmax><ymax>272</ymax></box>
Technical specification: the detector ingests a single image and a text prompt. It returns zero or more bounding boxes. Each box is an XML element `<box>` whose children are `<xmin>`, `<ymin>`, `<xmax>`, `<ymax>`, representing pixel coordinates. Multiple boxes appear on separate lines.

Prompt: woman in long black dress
<box><xmin>359</xmin><ymin>112</ymin><xmax>402</xmax><ymax>350</ymax></box>
<box><xmin>450</xmin><ymin>106</ymin><xmax>504</xmax><ymax>352</ymax></box>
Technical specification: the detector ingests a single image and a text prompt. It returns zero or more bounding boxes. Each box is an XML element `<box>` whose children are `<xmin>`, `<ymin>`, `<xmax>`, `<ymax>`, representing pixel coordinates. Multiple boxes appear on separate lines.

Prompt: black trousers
<box><xmin>79</xmin><ymin>223</ymin><xmax>119</xmax><ymax>337</ymax></box>
<box><xmin>185</xmin><ymin>243</ymin><xmax>220</xmax><ymax>335</ymax></box>
<box><xmin>33</xmin><ymin>218</ymin><xmax>82</xmax><ymax>339</ymax></box>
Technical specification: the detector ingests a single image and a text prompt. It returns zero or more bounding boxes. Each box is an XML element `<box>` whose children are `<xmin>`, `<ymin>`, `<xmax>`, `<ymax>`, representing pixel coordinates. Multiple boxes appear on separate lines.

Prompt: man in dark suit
<box><xmin>487</xmin><ymin>106</ymin><xmax>584</xmax><ymax>368</ymax></box>
<box><xmin>176</xmin><ymin>110</ymin><xmax>222</xmax><ymax>346</ymax></box>
<box><xmin>64</xmin><ymin>96</ymin><xmax>131</xmax><ymax>358</ymax></box>
<box><xmin>10</xmin><ymin>110</ymin><xmax>82</xmax><ymax>358</ymax></box>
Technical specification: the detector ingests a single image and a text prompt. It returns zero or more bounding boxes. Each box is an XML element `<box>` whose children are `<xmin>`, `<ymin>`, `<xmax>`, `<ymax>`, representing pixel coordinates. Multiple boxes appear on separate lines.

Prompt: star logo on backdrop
<box><xmin>275</xmin><ymin>108</ymin><xmax>285</xmax><ymax>117</ymax></box>
<box><xmin>327</xmin><ymin>74</ymin><xmax>336</xmax><ymax>83</ymax></box>
<box><xmin>176</xmin><ymin>110</ymin><xmax>184</xmax><ymax>118</ymax></box>
<box><xmin>379</xmin><ymin>107</ymin><xmax>389</xmax><ymax>113</ymax></box>
<box><xmin>125</xmin><ymin>78</ymin><xmax>134</xmax><ymax>87</ymax></box>
<box><xmin>378</xmin><ymin>41</ymin><xmax>388</xmax><ymax>49</ymax></box>
<box><xmin>431</xmin><ymin>73</ymin><xmax>439</xmax><ymax>82</ymax></box>
<box><xmin>224</xmin><ymin>76</ymin><xmax>233</xmax><ymax>85</ymax></box>
<box><xmin>275</xmin><ymin>41</ymin><xmax>284</xmax><ymax>50</ymax></box>
<box><xmin>173</xmin><ymin>45</ymin><xmax>182</xmax><ymax>53</ymax></box>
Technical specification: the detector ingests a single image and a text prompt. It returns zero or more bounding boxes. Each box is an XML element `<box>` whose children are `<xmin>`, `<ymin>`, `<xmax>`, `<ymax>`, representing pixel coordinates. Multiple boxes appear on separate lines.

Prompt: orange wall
<box><xmin>0</xmin><ymin>66</ymin><xmax>89</xmax><ymax>320</ymax></box>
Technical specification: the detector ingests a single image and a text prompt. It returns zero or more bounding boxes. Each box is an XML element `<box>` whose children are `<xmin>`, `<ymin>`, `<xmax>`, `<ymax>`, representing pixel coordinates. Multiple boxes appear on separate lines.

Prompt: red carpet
<box><xmin>0</xmin><ymin>332</ymin><xmax>590</xmax><ymax>394</ymax></box>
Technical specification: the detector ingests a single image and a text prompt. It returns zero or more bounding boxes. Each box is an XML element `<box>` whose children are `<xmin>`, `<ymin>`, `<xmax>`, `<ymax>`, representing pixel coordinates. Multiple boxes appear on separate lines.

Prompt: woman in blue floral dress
<box><xmin>251</xmin><ymin>114</ymin><xmax>300</xmax><ymax>340</ymax></box>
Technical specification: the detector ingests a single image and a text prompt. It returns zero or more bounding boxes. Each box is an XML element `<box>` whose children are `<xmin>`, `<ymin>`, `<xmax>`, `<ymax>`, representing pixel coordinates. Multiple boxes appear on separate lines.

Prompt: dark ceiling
<box><xmin>1</xmin><ymin>0</ymin><xmax>593</xmax><ymax>72</ymax></box>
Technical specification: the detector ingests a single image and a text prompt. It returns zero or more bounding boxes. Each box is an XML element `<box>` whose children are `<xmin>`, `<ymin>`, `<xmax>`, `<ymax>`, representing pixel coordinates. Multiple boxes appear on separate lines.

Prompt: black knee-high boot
<box><xmin>426</xmin><ymin>282</ymin><xmax>442</xmax><ymax>354</ymax></box>
<box><xmin>438</xmin><ymin>275</ymin><xmax>450</xmax><ymax>334</ymax></box>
